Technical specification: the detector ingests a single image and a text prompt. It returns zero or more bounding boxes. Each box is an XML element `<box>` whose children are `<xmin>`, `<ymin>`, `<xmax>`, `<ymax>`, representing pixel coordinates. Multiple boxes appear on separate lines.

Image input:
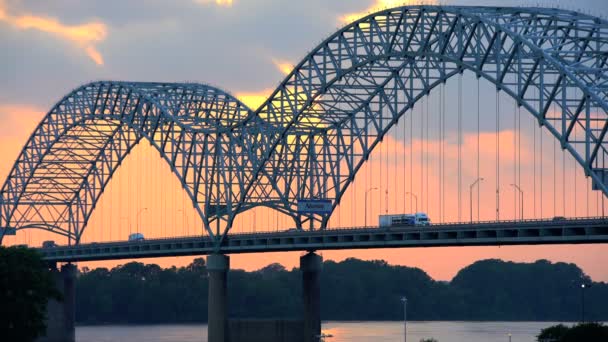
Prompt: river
<box><xmin>76</xmin><ymin>321</ymin><xmax>570</xmax><ymax>341</ymax></box>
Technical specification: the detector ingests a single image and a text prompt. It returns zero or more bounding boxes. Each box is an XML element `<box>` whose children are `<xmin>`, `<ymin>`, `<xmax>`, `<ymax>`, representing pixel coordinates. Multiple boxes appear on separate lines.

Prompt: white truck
<box><xmin>379</xmin><ymin>213</ymin><xmax>431</xmax><ymax>228</ymax></box>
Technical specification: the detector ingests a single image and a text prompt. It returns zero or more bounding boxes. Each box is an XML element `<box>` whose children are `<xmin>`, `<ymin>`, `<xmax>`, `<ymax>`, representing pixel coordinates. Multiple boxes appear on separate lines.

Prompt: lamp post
<box><xmin>406</xmin><ymin>192</ymin><xmax>418</xmax><ymax>213</ymax></box>
<box><xmin>581</xmin><ymin>283</ymin><xmax>592</xmax><ymax>323</ymax></box>
<box><xmin>508</xmin><ymin>333</ymin><xmax>512</xmax><ymax>342</ymax></box>
<box><xmin>120</xmin><ymin>217</ymin><xmax>130</xmax><ymax>237</ymax></box>
<box><xmin>365</xmin><ymin>187</ymin><xmax>378</xmax><ymax>226</ymax></box>
<box><xmin>469</xmin><ymin>178</ymin><xmax>484</xmax><ymax>223</ymax></box>
<box><xmin>509</xmin><ymin>184</ymin><xmax>524</xmax><ymax>221</ymax></box>
<box><xmin>401</xmin><ymin>296</ymin><xmax>407</xmax><ymax>342</ymax></box>
<box><xmin>136</xmin><ymin>208</ymin><xmax>147</xmax><ymax>232</ymax></box>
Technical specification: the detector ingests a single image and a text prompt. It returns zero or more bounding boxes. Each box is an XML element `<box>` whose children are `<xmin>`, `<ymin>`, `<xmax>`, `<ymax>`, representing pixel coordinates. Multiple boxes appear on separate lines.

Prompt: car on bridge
<box><xmin>128</xmin><ymin>233</ymin><xmax>145</xmax><ymax>242</ymax></box>
<box><xmin>42</xmin><ymin>240</ymin><xmax>56</xmax><ymax>248</ymax></box>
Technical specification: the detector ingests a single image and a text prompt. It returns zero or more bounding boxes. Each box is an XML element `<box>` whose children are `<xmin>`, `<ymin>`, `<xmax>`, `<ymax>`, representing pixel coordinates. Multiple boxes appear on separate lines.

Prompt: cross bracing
<box><xmin>1</xmin><ymin>6</ymin><xmax>608</xmax><ymax>247</ymax></box>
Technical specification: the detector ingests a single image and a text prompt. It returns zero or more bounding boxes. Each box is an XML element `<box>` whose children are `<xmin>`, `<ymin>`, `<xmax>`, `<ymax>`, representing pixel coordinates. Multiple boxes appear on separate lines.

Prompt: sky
<box><xmin>1</xmin><ymin>0</ymin><xmax>608</xmax><ymax>282</ymax></box>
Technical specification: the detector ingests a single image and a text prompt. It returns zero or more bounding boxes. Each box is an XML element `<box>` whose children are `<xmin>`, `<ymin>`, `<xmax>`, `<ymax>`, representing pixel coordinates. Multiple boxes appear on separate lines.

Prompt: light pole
<box><xmin>469</xmin><ymin>178</ymin><xmax>484</xmax><ymax>223</ymax></box>
<box><xmin>120</xmin><ymin>217</ymin><xmax>130</xmax><ymax>238</ymax></box>
<box><xmin>401</xmin><ymin>296</ymin><xmax>407</xmax><ymax>342</ymax></box>
<box><xmin>508</xmin><ymin>333</ymin><xmax>512</xmax><ymax>342</ymax></box>
<box><xmin>581</xmin><ymin>283</ymin><xmax>592</xmax><ymax>323</ymax></box>
<box><xmin>136</xmin><ymin>208</ymin><xmax>147</xmax><ymax>232</ymax></box>
<box><xmin>510</xmin><ymin>184</ymin><xmax>524</xmax><ymax>220</ymax></box>
<box><xmin>178</xmin><ymin>209</ymin><xmax>191</xmax><ymax>235</ymax></box>
<box><xmin>406</xmin><ymin>192</ymin><xmax>418</xmax><ymax>213</ymax></box>
<box><xmin>365</xmin><ymin>187</ymin><xmax>378</xmax><ymax>226</ymax></box>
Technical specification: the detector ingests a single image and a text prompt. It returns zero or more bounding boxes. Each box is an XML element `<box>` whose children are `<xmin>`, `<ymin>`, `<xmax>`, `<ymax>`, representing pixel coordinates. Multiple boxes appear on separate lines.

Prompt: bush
<box><xmin>562</xmin><ymin>323</ymin><xmax>608</xmax><ymax>342</ymax></box>
<box><xmin>537</xmin><ymin>324</ymin><xmax>569</xmax><ymax>341</ymax></box>
<box><xmin>538</xmin><ymin>323</ymin><xmax>608</xmax><ymax>342</ymax></box>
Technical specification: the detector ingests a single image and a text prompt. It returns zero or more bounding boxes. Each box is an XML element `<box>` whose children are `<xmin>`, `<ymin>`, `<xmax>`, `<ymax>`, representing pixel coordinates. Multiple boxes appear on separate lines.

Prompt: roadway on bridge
<box><xmin>37</xmin><ymin>217</ymin><xmax>608</xmax><ymax>262</ymax></box>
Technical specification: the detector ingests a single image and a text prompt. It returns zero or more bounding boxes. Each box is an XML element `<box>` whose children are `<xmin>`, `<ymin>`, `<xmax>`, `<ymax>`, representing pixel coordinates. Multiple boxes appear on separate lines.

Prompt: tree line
<box><xmin>75</xmin><ymin>257</ymin><xmax>608</xmax><ymax>324</ymax></box>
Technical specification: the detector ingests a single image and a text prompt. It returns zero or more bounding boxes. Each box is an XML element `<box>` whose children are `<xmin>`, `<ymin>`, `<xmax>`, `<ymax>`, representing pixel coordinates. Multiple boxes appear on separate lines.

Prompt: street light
<box><xmin>136</xmin><ymin>208</ymin><xmax>147</xmax><ymax>232</ymax></box>
<box><xmin>401</xmin><ymin>296</ymin><xmax>407</xmax><ymax>342</ymax></box>
<box><xmin>469</xmin><ymin>178</ymin><xmax>484</xmax><ymax>223</ymax></box>
<box><xmin>365</xmin><ymin>187</ymin><xmax>378</xmax><ymax>226</ymax></box>
<box><xmin>177</xmin><ymin>209</ymin><xmax>190</xmax><ymax>235</ymax></box>
<box><xmin>581</xmin><ymin>283</ymin><xmax>592</xmax><ymax>323</ymax></box>
<box><xmin>509</xmin><ymin>184</ymin><xmax>524</xmax><ymax>221</ymax></box>
<box><xmin>508</xmin><ymin>333</ymin><xmax>512</xmax><ymax>342</ymax></box>
<box><xmin>120</xmin><ymin>217</ymin><xmax>130</xmax><ymax>237</ymax></box>
<box><xmin>406</xmin><ymin>192</ymin><xmax>418</xmax><ymax>213</ymax></box>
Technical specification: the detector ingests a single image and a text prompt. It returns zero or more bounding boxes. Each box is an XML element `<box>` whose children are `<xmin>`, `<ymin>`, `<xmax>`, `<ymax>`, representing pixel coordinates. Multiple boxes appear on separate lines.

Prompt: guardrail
<box><xmin>34</xmin><ymin>217</ymin><xmax>608</xmax><ymax>262</ymax></box>
<box><xmin>39</xmin><ymin>216</ymin><xmax>608</xmax><ymax>248</ymax></box>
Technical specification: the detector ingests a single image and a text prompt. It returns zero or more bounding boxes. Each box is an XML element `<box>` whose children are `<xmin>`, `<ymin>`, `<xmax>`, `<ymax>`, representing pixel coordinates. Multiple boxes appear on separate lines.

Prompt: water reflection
<box><xmin>78</xmin><ymin>321</ymin><xmax>579</xmax><ymax>342</ymax></box>
<box><xmin>321</xmin><ymin>321</ymin><xmax>572</xmax><ymax>342</ymax></box>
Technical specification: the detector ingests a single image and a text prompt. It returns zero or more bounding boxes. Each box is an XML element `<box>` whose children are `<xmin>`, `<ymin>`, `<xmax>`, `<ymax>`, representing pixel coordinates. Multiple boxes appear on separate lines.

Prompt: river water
<box><xmin>77</xmin><ymin>321</ymin><xmax>569</xmax><ymax>341</ymax></box>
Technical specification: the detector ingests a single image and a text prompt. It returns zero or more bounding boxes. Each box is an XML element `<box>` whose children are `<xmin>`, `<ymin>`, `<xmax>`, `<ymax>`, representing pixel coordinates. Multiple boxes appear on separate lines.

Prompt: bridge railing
<box><xmin>38</xmin><ymin>216</ymin><xmax>608</xmax><ymax>249</ymax></box>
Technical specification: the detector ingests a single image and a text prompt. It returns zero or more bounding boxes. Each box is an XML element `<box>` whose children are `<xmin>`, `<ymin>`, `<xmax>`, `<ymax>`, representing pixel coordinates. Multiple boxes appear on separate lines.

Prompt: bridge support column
<box><xmin>301</xmin><ymin>252</ymin><xmax>322</xmax><ymax>342</ymax></box>
<box><xmin>38</xmin><ymin>263</ymin><xmax>76</xmax><ymax>342</ymax></box>
<box><xmin>208</xmin><ymin>254</ymin><xmax>230</xmax><ymax>342</ymax></box>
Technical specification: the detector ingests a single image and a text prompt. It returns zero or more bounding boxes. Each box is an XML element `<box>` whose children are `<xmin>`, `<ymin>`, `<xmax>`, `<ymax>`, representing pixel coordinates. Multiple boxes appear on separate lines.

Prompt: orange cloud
<box><xmin>194</xmin><ymin>0</ymin><xmax>234</xmax><ymax>7</ymax></box>
<box><xmin>272</xmin><ymin>58</ymin><xmax>294</xmax><ymax>76</ymax></box>
<box><xmin>235</xmin><ymin>88</ymin><xmax>273</xmax><ymax>110</ymax></box>
<box><xmin>0</xmin><ymin>2</ymin><xmax>107</xmax><ymax>65</ymax></box>
<box><xmin>341</xmin><ymin>0</ymin><xmax>438</xmax><ymax>24</ymax></box>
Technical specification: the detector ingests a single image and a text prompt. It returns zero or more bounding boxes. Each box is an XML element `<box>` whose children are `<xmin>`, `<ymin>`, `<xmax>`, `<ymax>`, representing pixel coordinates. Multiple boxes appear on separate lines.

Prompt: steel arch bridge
<box><xmin>1</xmin><ymin>6</ymin><xmax>608</xmax><ymax>247</ymax></box>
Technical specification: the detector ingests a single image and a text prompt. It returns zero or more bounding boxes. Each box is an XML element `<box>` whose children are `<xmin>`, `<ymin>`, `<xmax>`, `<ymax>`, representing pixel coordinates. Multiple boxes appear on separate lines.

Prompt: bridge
<box><xmin>1</xmin><ymin>5</ymin><xmax>608</xmax><ymax>342</ymax></box>
<box><xmin>37</xmin><ymin>217</ymin><xmax>608</xmax><ymax>262</ymax></box>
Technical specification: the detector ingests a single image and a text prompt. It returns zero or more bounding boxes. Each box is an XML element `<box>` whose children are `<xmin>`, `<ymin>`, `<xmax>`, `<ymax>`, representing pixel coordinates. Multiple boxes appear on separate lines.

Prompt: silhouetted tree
<box><xmin>0</xmin><ymin>246</ymin><xmax>61</xmax><ymax>341</ymax></box>
<box><xmin>538</xmin><ymin>323</ymin><xmax>608</xmax><ymax>342</ymax></box>
<box><xmin>74</xmin><ymin>258</ymin><xmax>608</xmax><ymax>324</ymax></box>
<box><xmin>538</xmin><ymin>324</ymin><xmax>569</xmax><ymax>341</ymax></box>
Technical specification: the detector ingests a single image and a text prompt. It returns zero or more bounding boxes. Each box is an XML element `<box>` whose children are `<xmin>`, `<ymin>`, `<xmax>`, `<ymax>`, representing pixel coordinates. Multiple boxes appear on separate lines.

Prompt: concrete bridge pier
<box><xmin>38</xmin><ymin>263</ymin><xmax>76</xmax><ymax>342</ymax></box>
<box><xmin>208</xmin><ymin>254</ymin><xmax>230</xmax><ymax>342</ymax></box>
<box><xmin>301</xmin><ymin>252</ymin><xmax>322</xmax><ymax>342</ymax></box>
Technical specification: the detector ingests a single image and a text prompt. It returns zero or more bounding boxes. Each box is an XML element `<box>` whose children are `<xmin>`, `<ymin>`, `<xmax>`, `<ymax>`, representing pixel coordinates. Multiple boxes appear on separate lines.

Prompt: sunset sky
<box><xmin>1</xmin><ymin>0</ymin><xmax>608</xmax><ymax>282</ymax></box>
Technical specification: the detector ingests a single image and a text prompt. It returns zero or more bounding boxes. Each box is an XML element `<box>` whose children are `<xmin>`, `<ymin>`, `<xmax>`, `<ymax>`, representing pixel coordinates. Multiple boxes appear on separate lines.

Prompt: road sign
<box><xmin>297</xmin><ymin>199</ymin><xmax>332</xmax><ymax>214</ymax></box>
<box><xmin>1</xmin><ymin>227</ymin><xmax>16</xmax><ymax>235</ymax></box>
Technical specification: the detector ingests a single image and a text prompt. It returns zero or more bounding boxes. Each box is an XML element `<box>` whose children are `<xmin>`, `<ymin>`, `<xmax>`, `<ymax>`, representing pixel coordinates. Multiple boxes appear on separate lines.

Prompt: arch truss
<box><xmin>1</xmin><ymin>6</ymin><xmax>607</xmax><ymax>246</ymax></box>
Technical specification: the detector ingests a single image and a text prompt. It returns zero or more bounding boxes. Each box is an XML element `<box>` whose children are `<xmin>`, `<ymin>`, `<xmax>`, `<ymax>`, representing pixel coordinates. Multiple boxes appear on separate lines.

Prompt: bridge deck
<box><xmin>36</xmin><ymin>218</ymin><xmax>608</xmax><ymax>262</ymax></box>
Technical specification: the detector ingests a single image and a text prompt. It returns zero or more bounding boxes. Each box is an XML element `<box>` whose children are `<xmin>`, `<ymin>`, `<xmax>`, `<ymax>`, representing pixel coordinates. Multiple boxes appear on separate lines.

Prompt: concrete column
<box><xmin>38</xmin><ymin>263</ymin><xmax>76</xmax><ymax>342</ymax></box>
<box><xmin>208</xmin><ymin>254</ymin><xmax>230</xmax><ymax>342</ymax></box>
<box><xmin>300</xmin><ymin>252</ymin><xmax>322</xmax><ymax>342</ymax></box>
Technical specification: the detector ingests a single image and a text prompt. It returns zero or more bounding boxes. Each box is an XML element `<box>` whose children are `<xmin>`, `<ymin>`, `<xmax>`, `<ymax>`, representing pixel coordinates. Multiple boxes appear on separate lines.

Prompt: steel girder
<box><xmin>245</xmin><ymin>6</ymin><xmax>608</xmax><ymax>229</ymax></box>
<box><xmin>2</xmin><ymin>6</ymin><xmax>608</xmax><ymax>244</ymax></box>
<box><xmin>0</xmin><ymin>81</ymin><xmax>262</xmax><ymax>243</ymax></box>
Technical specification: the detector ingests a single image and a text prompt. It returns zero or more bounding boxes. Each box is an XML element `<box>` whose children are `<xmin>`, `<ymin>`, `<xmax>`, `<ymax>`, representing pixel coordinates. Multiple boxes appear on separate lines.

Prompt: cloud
<box><xmin>194</xmin><ymin>0</ymin><xmax>234</xmax><ymax>6</ymax></box>
<box><xmin>272</xmin><ymin>58</ymin><xmax>294</xmax><ymax>76</ymax></box>
<box><xmin>0</xmin><ymin>1</ymin><xmax>107</xmax><ymax>65</ymax></box>
<box><xmin>341</xmin><ymin>0</ymin><xmax>438</xmax><ymax>24</ymax></box>
<box><xmin>235</xmin><ymin>88</ymin><xmax>273</xmax><ymax>110</ymax></box>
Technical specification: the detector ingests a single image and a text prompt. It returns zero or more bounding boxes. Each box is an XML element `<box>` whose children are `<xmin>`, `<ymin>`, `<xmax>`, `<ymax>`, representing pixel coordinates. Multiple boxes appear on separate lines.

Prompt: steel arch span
<box><xmin>1</xmin><ymin>6</ymin><xmax>608</xmax><ymax>246</ymax></box>
<box><xmin>0</xmin><ymin>81</ymin><xmax>271</xmax><ymax>243</ymax></box>
<box><xmin>248</xmin><ymin>5</ymin><xmax>608</xmax><ymax>229</ymax></box>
